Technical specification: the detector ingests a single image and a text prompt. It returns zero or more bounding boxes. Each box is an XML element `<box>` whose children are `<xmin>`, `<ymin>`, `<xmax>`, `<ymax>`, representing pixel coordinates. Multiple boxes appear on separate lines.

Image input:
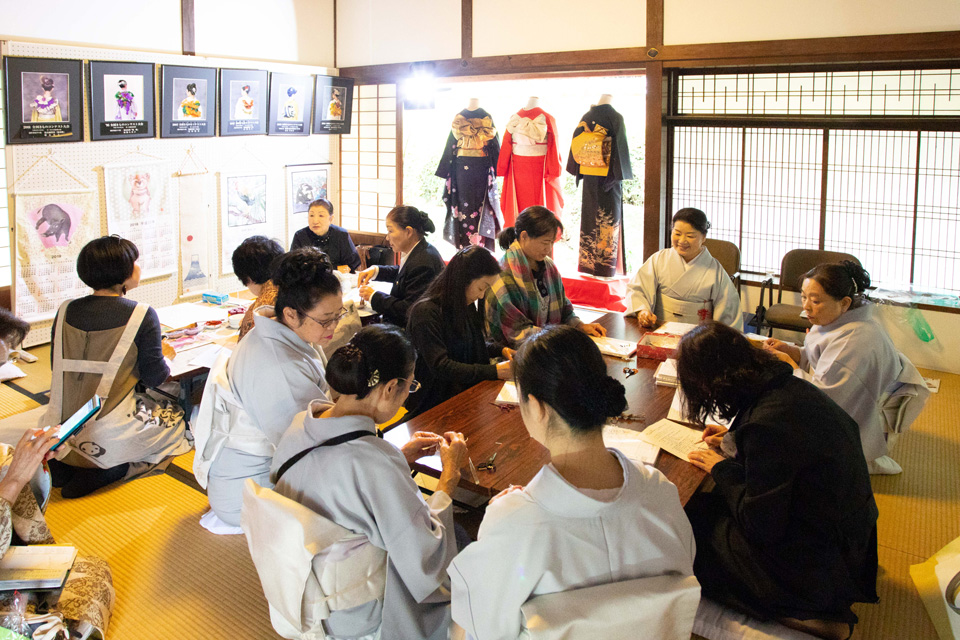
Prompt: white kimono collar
<box><xmin>301</xmin><ymin>406</ymin><xmax>378</xmax><ymax>442</ymax></box>
<box><xmin>669</xmin><ymin>246</ymin><xmax>713</xmax><ymax>267</ymax></box>
<box><xmin>524</xmin><ymin>448</ymin><xmax>632</xmax><ymax>516</ymax></box>
<box><xmin>817</xmin><ymin>301</ymin><xmax>876</xmax><ymax>332</ymax></box>
<box><xmin>252</xmin><ymin>305</ymin><xmax>322</xmax><ymax>359</ymax></box>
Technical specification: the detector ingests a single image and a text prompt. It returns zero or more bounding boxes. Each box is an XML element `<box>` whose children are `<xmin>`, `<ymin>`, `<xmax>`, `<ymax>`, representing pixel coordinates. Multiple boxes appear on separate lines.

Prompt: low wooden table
<box><xmin>384</xmin><ymin>313</ymin><xmax>708</xmax><ymax>506</ymax></box>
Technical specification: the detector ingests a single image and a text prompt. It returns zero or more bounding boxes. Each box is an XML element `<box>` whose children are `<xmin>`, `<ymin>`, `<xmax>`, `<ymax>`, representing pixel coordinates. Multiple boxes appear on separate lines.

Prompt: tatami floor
<box><xmin>1</xmin><ymin>344</ymin><xmax>956</xmax><ymax>639</ymax></box>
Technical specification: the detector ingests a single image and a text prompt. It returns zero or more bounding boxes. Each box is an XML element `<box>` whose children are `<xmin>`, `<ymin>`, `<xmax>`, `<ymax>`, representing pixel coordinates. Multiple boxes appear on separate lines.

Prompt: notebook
<box><xmin>494</xmin><ymin>381</ymin><xmax>519</xmax><ymax>406</ymax></box>
<box><xmin>0</xmin><ymin>545</ymin><xmax>77</xmax><ymax>591</ymax></box>
<box><xmin>654</xmin><ymin>358</ymin><xmax>679</xmax><ymax>387</ymax></box>
<box><xmin>590</xmin><ymin>336</ymin><xmax>637</xmax><ymax>360</ymax></box>
<box><xmin>638</xmin><ymin>419</ymin><xmax>710</xmax><ymax>460</ymax></box>
<box><xmin>603</xmin><ymin>425</ymin><xmax>660</xmax><ymax>465</ymax></box>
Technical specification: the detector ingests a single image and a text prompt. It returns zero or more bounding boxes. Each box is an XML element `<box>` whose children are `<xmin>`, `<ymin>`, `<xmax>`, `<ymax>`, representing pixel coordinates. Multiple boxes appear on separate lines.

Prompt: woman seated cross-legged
<box><xmin>680</xmin><ymin>322</ymin><xmax>879</xmax><ymax>640</ymax></box>
<box><xmin>449</xmin><ymin>325</ymin><xmax>697</xmax><ymax>640</ymax></box>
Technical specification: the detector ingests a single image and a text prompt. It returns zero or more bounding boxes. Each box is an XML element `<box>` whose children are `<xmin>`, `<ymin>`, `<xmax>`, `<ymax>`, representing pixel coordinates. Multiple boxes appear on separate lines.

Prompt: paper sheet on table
<box><xmin>590</xmin><ymin>336</ymin><xmax>637</xmax><ymax>359</ymax></box>
<box><xmin>494</xmin><ymin>381</ymin><xmax>519</xmax><ymax>405</ymax></box>
<box><xmin>0</xmin><ymin>362</ymin><xmax>26</xmax><ymax>382</ymax></box>
<box><xmin>188</xmin><ymin>345</ymin><xmax>226</xmax><ymax>369</ymax></box>
<box><xmin>157</xmin><ymin>303</ymin><xmax>229</xmax><ymax>329</ymax></box>
<box><xmin>638</xmin><ymin>418</ymin><xmax>710</xmax><ymax>460</ymax></box>
<box><xmin>668</xmin><ymin>386</ymin><xmax>733</xmax><ymax>429</ymax></box>
<box><xmin>653</xmin><ymin>322</ymin><xmax>698</xmax><ymax>336</ymax></box>
<box><xmin>910</xmin><ymin>533</ymin><xmax>960</xmax><ymax>640</ymax></box>
<box><xmin>603</xmin><ymin>425</ymin><xmax>659</xmax><ymax>465</ymax></box>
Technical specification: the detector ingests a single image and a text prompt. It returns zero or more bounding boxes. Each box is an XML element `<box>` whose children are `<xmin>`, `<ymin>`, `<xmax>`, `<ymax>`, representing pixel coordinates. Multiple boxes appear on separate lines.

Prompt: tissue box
<box><xmin>636</xmin><ymin>332</ymin><xmax>684</xmax><ymax>361</ymax></box>
<box><xmin>201</xmin><ymin>292</ymin><xmax>230</xmax><ymax>305</ymax></box>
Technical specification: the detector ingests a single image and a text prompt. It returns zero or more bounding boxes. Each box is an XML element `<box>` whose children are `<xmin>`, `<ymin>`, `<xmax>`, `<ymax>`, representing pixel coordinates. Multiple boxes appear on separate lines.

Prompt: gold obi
<box><xmin>571</xmin><ymin>121</ymin><xmax>611</xmax><ymax>176</ymax></box>
<box><xmin>453</xmin><ymin>114</ymin><xmax>496</xmax><ymax>157</ymax></box>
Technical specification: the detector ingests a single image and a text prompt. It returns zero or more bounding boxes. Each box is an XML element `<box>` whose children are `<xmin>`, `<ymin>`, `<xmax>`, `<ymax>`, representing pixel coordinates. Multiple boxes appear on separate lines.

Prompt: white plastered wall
<box><xmin>665</xmin><ymin>0</ymin><xmax>960</xmax><ymax>45</ymax></box>
<box><xmin>336</xmin><ymin>0</ymin><xmax>461</xmax><ymax>67</ymax></box>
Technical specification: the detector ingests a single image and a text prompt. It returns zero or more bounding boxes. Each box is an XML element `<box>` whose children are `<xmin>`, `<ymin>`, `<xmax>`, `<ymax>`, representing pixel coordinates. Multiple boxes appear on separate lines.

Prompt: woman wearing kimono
<box><xmin>485</xmin><ymin>206</ymin><xmax>606</xmax><ymax>347</ymax></box>
<box><xmin>272</xmin><ymin>325</ymin><xmax>468</xmax><ymax>640</ymax></box>
<box><xmin>764</xmin><ymin>261</ymin><xmax>929</xmax><ymax>475</ymax></box>
<box><xmin>681</xmin><ymin>322</ymin><xmax>879</xmax><ymax>640</ymax></box>
<box><xmin>231</xmin><ymin>235</ymin><xmax>283</xmax><ymax>341</ymax></box>
<box><xmin>449</xmin><ymin>325</ymin><xmax>696</xmax><ymax>639</ymax></box>
<box><xmin>626</xmin><ymin>208</ymin><xmax>742</xmax><ymax>330</ymax></box>
<box><xmin>205</xmin><ymin>248</ymin><xmax>345</xmax><ymax>528</ymax></box>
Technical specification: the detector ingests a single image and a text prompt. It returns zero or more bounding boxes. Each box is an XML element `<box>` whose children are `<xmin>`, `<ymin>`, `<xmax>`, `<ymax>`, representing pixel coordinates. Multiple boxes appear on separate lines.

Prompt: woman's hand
<box><xmin>701</xmin><ymin>424</ymin><xmax>728</xmax><ymax>449</ymax></box>
<box><xmin>763</xmin><ymin>338</ymin><xmax>801</xmax><ymax>364</ymax></box>
<box><xmin>358</xmin><ymin>285</ymin><xmax>375</xmax><ymax>302</ymax></box>
<box><xmin>768</xmin><ymin>348</ymin><xmax>800</xmax><ymax>369</ymax></box>
<box><xmin>687</xmin><ymin>448</ymin><xmax>726</xmax><ymax>473</ymax></box>
<box><xmin>0</xmin><ymin>428</ymin><xmax>59</xmax><ymax>504</ymax></box>
<box><xmin>637</xmin><ymin>310</ymin><xmax>658</xmax><ymax>328</ymax></box>
<box><xmin>501</xmin><ymin>347</ymin><xmax>516</xmax><ymax>361</ymax></box>
<box><xmin>357</xmin><ymin>266</ymin><xmax>378</xmax><ymax>287</ymax></box>
<box><xmin>437</xmin><ymin>432</ymin><xmax>468</xmax><ymax>495</ymax></box>
<box><xmin>580</xmin><ymin>323</ymin><xmax>607</xmax><ymax>337</ymax></box>
<box><xmin>401</xmin><ymin>431</ymin><xmax>444</xmax><ymax>464</ymax></box>
<box><xmin>496</xmin><ymin>360</ymin><xmax>513</xmax><ymax>380</ymax></box>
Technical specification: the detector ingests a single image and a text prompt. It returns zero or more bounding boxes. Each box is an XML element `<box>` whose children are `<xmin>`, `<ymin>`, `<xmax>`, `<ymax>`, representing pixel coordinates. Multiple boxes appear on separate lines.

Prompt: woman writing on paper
<box><xmin>763</xmin><ymin>261</ymin><xmax>928</xmax><ymax>474</ymax></box>
<box><xmin>680</xmin><ymin>322</ymin><xmax>878</xmax><ymax>640</ymax></box>
<box><xmin>203</xmin><ymin>248</ymin><xmax>345</xmax><ymax>528</ymax></box>
<box><xmin>485</xmin><ymin>206</ymin><xmax>606</xmax><ymax>347</ymax></box>
<box><xmin>449</xmin><ymin>325</ymin><xmax>696</xmax><ymax>639</ymax></box>
<box><xmin>626</xmin><ymin>208</ymin><xmax>742</xmax><ymax>329</ymax></box>
<box><xmin>46</xmin><ymin>236</ymin><xmax>190</xmax><ymax>498</ymax></box>
<box><xmin>271</xmin><ymin>325</ymin><xmax>468</xmax><ymax>639</ymax></box>
<box><xmin>406</xmin><ymin>246</ymin><xmax>512</xmax><ymax>418</ymax></box>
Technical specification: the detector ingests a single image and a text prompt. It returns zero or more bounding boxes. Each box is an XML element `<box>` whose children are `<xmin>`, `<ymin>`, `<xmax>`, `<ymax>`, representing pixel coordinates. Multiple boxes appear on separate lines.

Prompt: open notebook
<box><xmin>0</xmin><ymin>545</ymin><xmax>77</xmax><ymax>591</ymax></box>
<box><xmin>589</xmin><ymin>336</ymin><xmax>637</xmax><ymax>360</ymax></box>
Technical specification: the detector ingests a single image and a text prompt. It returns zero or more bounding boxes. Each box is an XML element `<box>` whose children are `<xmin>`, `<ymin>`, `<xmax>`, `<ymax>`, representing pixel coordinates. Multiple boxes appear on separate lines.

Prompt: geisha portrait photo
<box><xmin>3</xmin><ymin>56</ymin><xmax>83</xmax><ymax>144</ymax></box>
<box><xmin>161</xmin><ymin>65</ymin><xmax>216</xmax><ymax>138</ymax></box>
<box><xmin>219</xmin><ymin>68</ymin><xmax>268</xmax><ymax>136</ymax></box>
<box><xmin>313</xmin><ymin>75</ymin><xmax>353</xmax><ymax>135</ymax></box>
<box><xmin>89</xmin><ymin>60</ymin><xmax>155</xmax><ymax>140</ymax></box>
<box><xmin>268</xmin><ymin>71</ymin><xmax>313</xmax><ymax>136</ymax></box>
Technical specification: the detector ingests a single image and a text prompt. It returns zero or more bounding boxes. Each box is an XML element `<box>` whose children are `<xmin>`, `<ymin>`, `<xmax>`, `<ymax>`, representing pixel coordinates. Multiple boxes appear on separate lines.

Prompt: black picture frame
<box><xmin>313</xmin><ymin>76</ymin><xmax>354</xmax><ymax>135</ymax></box>
<box><xmin>268</xmin><ymin>72</ymin><xmax>314</xmax><ymax>136</ymax></box>
<box><xmin>88</xmin><ymin>60</ymin><xmax>156</xmax><ymax>141</ymax></box>
<box><xmin>3</xmin><ymin>56</ymin><xmax>84</xmax><ymax>144</ymax></box>
<box><xmin>160</xmin><ymin>65</ymin><xmax>217</xmax><ymax>138</ymax></box>
<box><xmin>219</xmin><ymin>68</ymin><xmax>268</xmax><ymax>136</ymax></box>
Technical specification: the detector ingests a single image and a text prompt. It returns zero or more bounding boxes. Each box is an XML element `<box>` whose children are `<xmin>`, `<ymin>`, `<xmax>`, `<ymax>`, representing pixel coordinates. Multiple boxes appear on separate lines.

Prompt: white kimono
<box><xmin>626</xmin><ymin>247</ymin><xmax>742</xmax><ymax>330</ymax></box>
<box><xmin>798</xmin><ymin>303</ymin><xmax>918</xmax><ymax>463</ymax></box>
<box><xmin>273</xmin><ymin>407</ymin><xmax>457</xmax><ymax>640</ymax></box>
<box><xmin>448</xmin><ymin>449</ymin><xmax>696</xmax><ymax>640</ymax></box>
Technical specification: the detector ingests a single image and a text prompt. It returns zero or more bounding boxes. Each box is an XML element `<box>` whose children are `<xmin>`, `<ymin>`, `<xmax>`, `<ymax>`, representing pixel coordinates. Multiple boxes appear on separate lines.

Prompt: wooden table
<box><xmin>384</xmin><ymin>314</ymin><xmax>708</xmax><ymax>506</ymax></box>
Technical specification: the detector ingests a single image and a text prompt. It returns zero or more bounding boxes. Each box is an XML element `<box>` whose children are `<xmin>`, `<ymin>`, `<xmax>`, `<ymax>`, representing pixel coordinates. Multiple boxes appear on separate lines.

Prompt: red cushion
<box><xmin>561</xmin><ymin>273</ymin><xmax>628</xmax><ymax>312</ymax></box>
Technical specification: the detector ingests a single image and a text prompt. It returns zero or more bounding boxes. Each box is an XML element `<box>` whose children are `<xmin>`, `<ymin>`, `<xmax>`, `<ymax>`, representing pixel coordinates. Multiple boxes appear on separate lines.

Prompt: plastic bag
<box><xmin>906</xmin><ymin>307</ymin><xmax>936</xmax><ymax>343</ymax></box>
<box><xmin>0</xmin><ymin>591</ymin><xmax>30</xmax><ymax>639</ymax></box>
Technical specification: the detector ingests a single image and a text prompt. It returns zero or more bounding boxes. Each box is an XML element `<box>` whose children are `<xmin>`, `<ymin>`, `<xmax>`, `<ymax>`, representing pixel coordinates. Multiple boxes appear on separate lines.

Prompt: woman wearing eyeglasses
<box><xmin>204</xmin><ymin>247</ymin><xmax>344</xmax><ymax>528</ymax></box>
<box><xmin>271</xmin><ymin>325</ymin><xmax>468</xmax><ymax>639</ymax></box>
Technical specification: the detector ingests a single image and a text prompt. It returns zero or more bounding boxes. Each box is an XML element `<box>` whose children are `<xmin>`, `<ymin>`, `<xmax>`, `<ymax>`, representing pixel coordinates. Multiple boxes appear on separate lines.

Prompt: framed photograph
<box><xmin>3</xmin><ymin>56</ymin><xmax>83</xmax><ymax>144</ymax></box>
<box><xmin>219</xmin><ymin>68</ymin><xmax>268</xmax><ymax>136</ymax></box>
<box><xmin>89</xmin><ymin>60</ymin><xmax>156</xmax><ymax>141</ymax></box>
<box><xmin>268</xmin><ymin>72</ymin><xmax>314</xmax><ymax>136</ymax></box>
<box><xmin>286</xmin><ymin>163</ymin><xmax>331</xmax><ymax>245</ymax></box>
<box><xmin>160</xmin><ymin>65</ymin><xmax>216</xmax><ymax>138</ymax></box>
<box><xmin>313</xmin><ymin>76</ymin><xmax>354</xmax><ymax>135</ymax></box>
<box><xmin>220</xmin><ymin>172</ymin><xmax>269</xmax><ymax>274</ymax></box>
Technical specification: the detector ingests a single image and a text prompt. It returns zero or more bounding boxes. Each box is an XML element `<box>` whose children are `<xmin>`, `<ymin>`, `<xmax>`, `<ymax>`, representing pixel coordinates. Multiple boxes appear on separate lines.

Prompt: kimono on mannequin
<box><xmin>273</xmin><ymin>403</ymin><xmax>457</xmax><ymax>640</ymax></box>
<box><xmin>436</xmin><ymin>108</ymin><xmax>503</xmax><ymax>249</ymax></box>
<box><xmin>626</xmin><ymin>246</ymin><xmax>743</xmax><ymax>330</ymax></box>
<box><xmin>485</xmin><ymin>240</ymin><xmax>582</xmax><ymax>347</ymax></box>
<box><xmin>497</xmin><ymin>107</ymin><xmax>564</xmax><ymax>226</ymax></box>
<box><xmin>797</xmin><ymin>302</ymin><xmax>929</xmax><ymax>466</ymax></box>
<box><xmin>449</xmin><ymin>449</ymin><xmax>696</xmax><ymax>640</ymax></box>
<box><xmin>566</xmin><ymin>103</ymin><xmax>633</xmax><ymax>277</ymax></box>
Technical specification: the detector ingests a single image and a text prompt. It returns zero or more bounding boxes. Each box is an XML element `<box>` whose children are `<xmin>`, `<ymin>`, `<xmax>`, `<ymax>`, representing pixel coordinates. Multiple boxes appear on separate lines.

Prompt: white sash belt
<box><xmin>513</xmin><ymin>143</ymin><xmax>548</xmax><ymax>157</ymax></box>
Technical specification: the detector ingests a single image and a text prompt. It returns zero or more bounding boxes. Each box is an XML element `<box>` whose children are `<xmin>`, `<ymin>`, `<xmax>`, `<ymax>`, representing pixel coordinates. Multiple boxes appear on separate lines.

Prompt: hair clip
<box><xmin>367</xmin><ymin>370</ymin><xmax>380</xmax><ymax>387</ymax></box>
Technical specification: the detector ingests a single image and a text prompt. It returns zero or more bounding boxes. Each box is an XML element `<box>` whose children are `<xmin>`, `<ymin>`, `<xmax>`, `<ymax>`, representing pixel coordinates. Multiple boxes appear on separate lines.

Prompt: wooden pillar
<box><xmin>643</xmin><ymin>0</ymin><xmax>666</xmax><ymax>259</ymax></box>
<box><xmin>181</xmin><ymin>0</ymin><xmax>196</xmax><ymax>56</ymax></box>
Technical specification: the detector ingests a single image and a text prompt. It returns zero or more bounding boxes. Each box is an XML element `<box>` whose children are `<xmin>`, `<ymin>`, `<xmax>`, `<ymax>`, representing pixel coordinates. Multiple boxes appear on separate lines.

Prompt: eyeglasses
<box><xmin>303</xmin><ymin>307</ymin><xmax>348</xmax><ymax>329</ymax></box>
<box><xmin>407</xmin><ymin>379</ymin><xmax>421</xmax><ymax>393</ymax></box>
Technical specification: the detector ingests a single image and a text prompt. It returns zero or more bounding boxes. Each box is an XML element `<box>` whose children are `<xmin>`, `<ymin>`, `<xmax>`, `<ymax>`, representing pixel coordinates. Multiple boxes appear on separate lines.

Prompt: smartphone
<box><xmin>48</xmin><ymin>395</ymin><xmax>102</xmax><ymax>450</ymax></box>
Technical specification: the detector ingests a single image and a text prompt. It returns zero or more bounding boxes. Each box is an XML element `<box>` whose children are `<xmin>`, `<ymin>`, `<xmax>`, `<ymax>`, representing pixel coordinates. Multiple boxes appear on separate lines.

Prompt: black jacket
<box><xmin>290</xmin><ymin>224</ymin><xmax>361</xmax><ymax>272</ymax></box>
<box><xmin>372</xmin><ymin>241</ymin><xmax>444</xmax><ymax>326</ymax></box>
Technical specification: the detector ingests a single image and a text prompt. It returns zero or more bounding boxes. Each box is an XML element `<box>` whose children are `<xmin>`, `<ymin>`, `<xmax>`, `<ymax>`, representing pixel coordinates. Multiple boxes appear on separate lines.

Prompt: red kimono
<box><xmin>497</xmin><ymin>107</ymin><xmax>564</xmax><ymax>226</ymax></box>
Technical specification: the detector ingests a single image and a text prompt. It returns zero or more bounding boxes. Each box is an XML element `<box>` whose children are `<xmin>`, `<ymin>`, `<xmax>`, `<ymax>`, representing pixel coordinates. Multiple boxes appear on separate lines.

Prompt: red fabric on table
<box><xmin>561</xmin><ymin>273</ymin><xmax>629</xmax><ymax>312</ymax></box>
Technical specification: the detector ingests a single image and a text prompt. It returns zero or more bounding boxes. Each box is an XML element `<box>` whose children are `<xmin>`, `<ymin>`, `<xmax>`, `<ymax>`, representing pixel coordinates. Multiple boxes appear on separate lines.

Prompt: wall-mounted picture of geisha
<box><xmin>312</xmin><ymin>75</ymin><xmax>354</xmax><ymax>135</ymax></box>
<box><xmin>3</xmin><ymin>56</ymin><xmax>83</xmax><ymax>144</ymax></box>
<box><xmin>267</xmin><ymin>72</ymin><xmax>313</xmax><ymax>136</ymax></box>
<box><xmin>88</xmin><ymin>60</ymin><xmax>156</xmax><ymax>141</ymax></box>
<box><xmin>160</xmin><ymin>64</ymin><xmax>217</xmax><ymax>138</ymax></box>
<box><xmin>219</xmin><ymin>68</ymin><xmax>268</xmax><ymax>136</ymax></box>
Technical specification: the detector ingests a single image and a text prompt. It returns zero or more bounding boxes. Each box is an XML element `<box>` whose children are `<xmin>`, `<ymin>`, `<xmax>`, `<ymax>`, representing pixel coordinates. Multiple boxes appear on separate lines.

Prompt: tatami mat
<box><xmin>44</xmin><ymin>473</ymin><xmax>280</xmax><ymax>640</ymax></box>
<box><xmin>0</xmin><ymin>382</ymin><xmax>39</xmax><ymax>418</ymax></box>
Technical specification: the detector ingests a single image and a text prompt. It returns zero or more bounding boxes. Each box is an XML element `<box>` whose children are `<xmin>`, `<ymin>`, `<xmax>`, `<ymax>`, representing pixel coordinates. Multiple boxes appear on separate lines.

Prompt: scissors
<box><xmin>477</xmin><ymin>452</ymin><xmax>497</xmax><ymax>472</ymax></box>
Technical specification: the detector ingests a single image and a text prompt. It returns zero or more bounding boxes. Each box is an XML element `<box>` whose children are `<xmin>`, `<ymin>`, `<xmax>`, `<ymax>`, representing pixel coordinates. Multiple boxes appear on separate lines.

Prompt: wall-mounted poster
<box><xmin>161</xmin><ymin>65</ymin><xmax>217</xmax><ymax>138</ymax></box>
<box><xmin>220</xmin><ymin>172</ymin><xmax>269</xmax><ymax>274</ymax></box>
<box><xmin>286</xmin><ymin>163</ymin><xmax>330</xmax><ymax>245</ymax></box>
<box><xmin>3</xmin><ymin>56</ymin><xmax>83</xmax><ymax>144</ymax></box>
<box><xmin>14</xmin><ymin>190</ymin><xmax>98</xmax><ymax>321</ymax></box>
<box><xmin>268</xmin><ymin>72</ymin><xmax>313</xmax><ymax>136</ymax></box>
<box><xmin>89</xmin><ymin>60</ymin><xmax>156</xmax><ymax>141</ymax></box>
<box><xmin>104</xmin><ymin>159</ymin><xmax>176</xmax><ymax>278</ymax></box>
<box><xmin>313</xmin><ymin>76</ymin><xmax>354</xmax><ymax>135</ymax></box>
<box><xmin>178</xmin><ymin>173</ymin><xmax>215</xmax><ymax>297</ymax></box>
<box><xmin>219</xmin><ymin>68</ymin><xmax>268</xmax><ymax>136</ymax></box>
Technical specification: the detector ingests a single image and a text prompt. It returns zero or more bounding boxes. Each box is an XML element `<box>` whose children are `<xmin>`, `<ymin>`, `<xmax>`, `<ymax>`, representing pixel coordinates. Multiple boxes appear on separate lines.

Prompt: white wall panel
<box><xmin>337</xmin><ymin>0</ymin><xmax>460</xmax><ymax>67</ymax></box>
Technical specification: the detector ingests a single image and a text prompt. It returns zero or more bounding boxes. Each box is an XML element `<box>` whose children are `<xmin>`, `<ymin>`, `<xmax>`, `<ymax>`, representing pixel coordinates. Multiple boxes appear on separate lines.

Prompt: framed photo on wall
<box><xmin>3</xmin><ymin>56</ymin><xmax>83</xmax><ymax>144</ymax></box>
<box><xmin>160</xmin><ymin>65</ymin><xmax>217</xmax><ymax>138</ymax></box>
<box><xmin>285</xmin><ymin>163</ymin><xmax>332</xmax><ymax>245</ymax></box>
<box><xmin>268</xmin><ymin>72</ymin><xmax>314</xmax><ymax>136</ymax></box>
<box><xmin>89</xmin><ymin>60</ymin><xmax>156</xmax><ymax>141</ymax></box>
<box><xmin>219</xmin><ymin>68</ymin><xmax>268</xmax><ymax>136</ymax></box>
<box><xmin>313</xmin><ymin>76</ymin><xmax>354</xmax><ymax>135</ymax></box>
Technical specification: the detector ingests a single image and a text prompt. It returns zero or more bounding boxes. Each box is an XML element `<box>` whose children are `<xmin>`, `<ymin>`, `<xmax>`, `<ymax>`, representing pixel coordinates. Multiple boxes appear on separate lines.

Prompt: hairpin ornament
<box><xmin>367</xmin><ymin>370</ymin><xmax>380</xmax><ymax>387</ymax></box>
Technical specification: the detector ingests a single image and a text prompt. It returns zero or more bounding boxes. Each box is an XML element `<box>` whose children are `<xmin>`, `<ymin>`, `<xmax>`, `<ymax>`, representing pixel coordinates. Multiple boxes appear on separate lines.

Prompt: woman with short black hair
<box><xmin>45</xmin><ymin>236</ymin><xmax>190</xmax><ymax>498</ymax></box>
<box><xmin>679</xmin><ymin>321</ymin><xmax>879</xmax><ymax>639</ymax></box>
<box><xmin>289</xmin><ymin>198</ymin><xmax>361</xmax><ymax>272</ymax></box>
<box><xmin>231</xmin><ymin>235</ymin><xmax>284</xmax><ymax>340</ymax></box>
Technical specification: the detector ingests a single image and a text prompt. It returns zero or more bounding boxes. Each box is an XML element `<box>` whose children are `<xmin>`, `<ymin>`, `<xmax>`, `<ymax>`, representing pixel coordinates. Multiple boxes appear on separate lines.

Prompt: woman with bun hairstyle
<box><xmin>272</xmin><ymin>325</ymin><xmax>468</xmax><ymax>639</ymax></box>
<box><xmin>357</xmin><ymin>205</ymin><xmax>445</xmax><ymax>327</ymax></box>
<box><xmin>406</xmin><ymin>246</ymin><xmax>512</xmax><ymax>419</ymax></box>
<box><xmin>485</xmin><ymin>206</ymin><xmax>606</xmax><ymax>347</ymax></box>
<box><xmin>764</xmin><ymin>261</ymin><xmax>928</xmax><ymax>474</ymax></box>
<box><xmin>205</xmin><ymin>247</ymin><xmax>345</xmax><ymax>527</ymax></box>
<box><xmin>449</xmin><ymin>325</ymin><xmax>696</xmax><ymax>640</ymax></box>
<box><xmin>626</xmin><ymin>208</ymin><xmax>742</xmax><ymax>329</ymax></box>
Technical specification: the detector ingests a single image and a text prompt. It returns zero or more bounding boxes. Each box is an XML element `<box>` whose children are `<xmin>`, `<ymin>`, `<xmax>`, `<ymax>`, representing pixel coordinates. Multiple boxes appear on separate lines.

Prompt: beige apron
<box><xmin>656</xmin><ymin>293</ymin><xmax>713</xmax><ymax>325</ymax></box>
<box><xmin>43</xmin><ymin>300</ymin><xmax>191</xmax><ymax>469</ymax></box>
